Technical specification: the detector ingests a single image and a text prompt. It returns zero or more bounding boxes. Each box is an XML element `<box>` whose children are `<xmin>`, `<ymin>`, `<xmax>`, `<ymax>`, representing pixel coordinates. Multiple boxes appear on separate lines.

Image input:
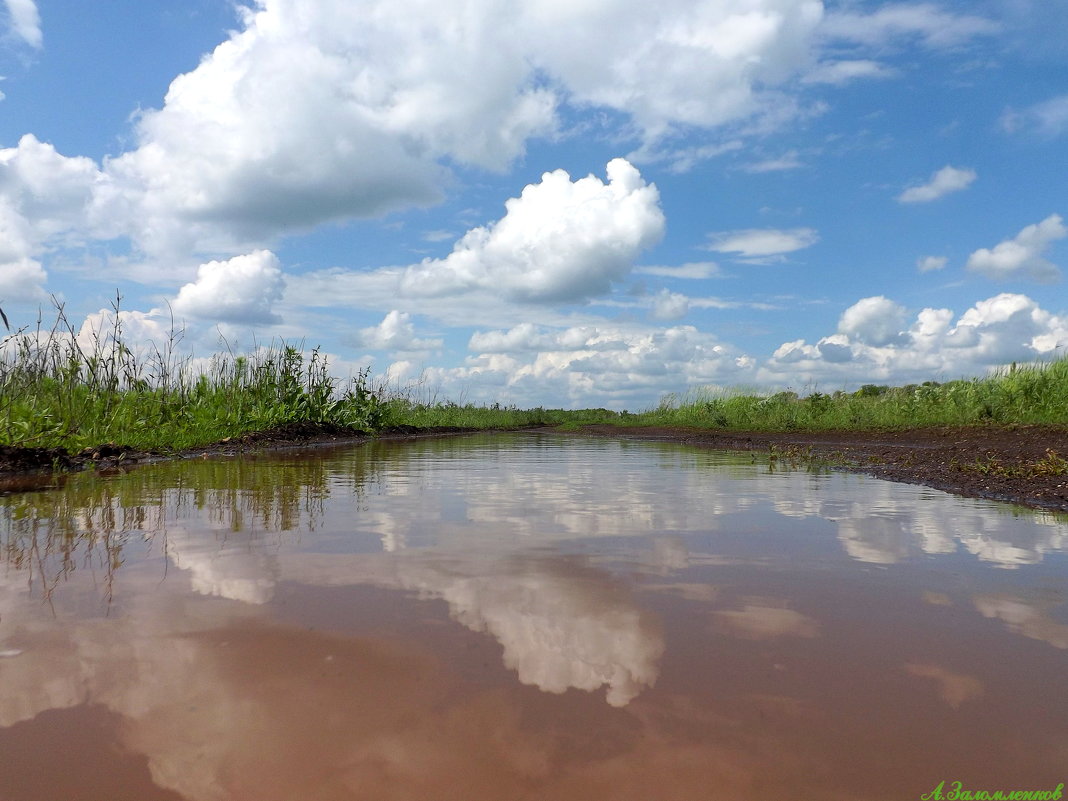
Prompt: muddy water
<box><xmin>1</xmin><ymin>433</ymin><xmax>1067</xmax><ymax>801</ymax></box>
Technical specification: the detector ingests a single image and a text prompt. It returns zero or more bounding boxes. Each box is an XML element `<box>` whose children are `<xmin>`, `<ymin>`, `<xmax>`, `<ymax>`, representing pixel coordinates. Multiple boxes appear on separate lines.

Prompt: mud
<box><xmin>571</xmin><ymin>424</ymin><xmax>1068</xmax><ymax>512</ymax></box>
<box><xmin>0</xmin><ymin>422</ymin><xmax>472</xmax><ymax>479</ymax></box>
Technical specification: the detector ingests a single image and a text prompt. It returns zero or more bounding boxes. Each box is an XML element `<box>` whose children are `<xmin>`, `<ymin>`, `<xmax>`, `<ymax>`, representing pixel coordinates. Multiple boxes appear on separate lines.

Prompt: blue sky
<box><xmin>1</xmin><ymin>0</ymin><xmax>1066</xmax><ymax>408</ymax></box>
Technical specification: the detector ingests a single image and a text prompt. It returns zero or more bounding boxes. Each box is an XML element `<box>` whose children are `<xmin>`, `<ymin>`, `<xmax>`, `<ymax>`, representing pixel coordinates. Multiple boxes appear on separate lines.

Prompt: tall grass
<box><xmin>638</xmin><ymin>359</ymin><xmax>1068</xmax><ymax>431</ymax></box>
<box><xmin>0</xmin><ymin>300</ymin><xmax>383</xmax><ymax>452</ymax></box>
<box><xmin>5</xmin><ymin>299</ymin><xmax>1068</xmax><ymax>454</ymax></box>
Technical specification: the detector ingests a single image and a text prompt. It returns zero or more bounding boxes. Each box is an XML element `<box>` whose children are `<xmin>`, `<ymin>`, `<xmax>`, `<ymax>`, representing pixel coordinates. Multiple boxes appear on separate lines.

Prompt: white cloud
<box><xmin>636</xmin><ymin>262</ymin><xmax>721</xmax><ymax>279</ymax></box>
<box><xmin>0</xmin><ymin>256</ymin><xmax>45</xmax><ymax>301</ymax></box>
<box><xmin>350</xmin><ymin>310</ymin><xmax>442</xmax><ymax>353</ymax></box>
<box><xmin>173</xmin><ymin>250</ymin><xmax>286</xmax><ymax>325</ymax></box>
<box><xmin>1001</xmin><ymin>94</ymin><xmax>1068</xmax><ymax>138</ymax></box>
<box><xmin>705</xmin><ymin>227</ymin><xmax>819</xmax><ymax>259</ymax></box>
<box><xmin>838</xmin><ymin>296</ymin><xmax>909</xmax><ymax>347</ymax></box>
<box><xmin>965</xmin><ymin>214</ymin><xmax>1066</xmax><ymax>283</ymax></box>
<box><xmin>78</xmin><ymin>0</ymin><xmax>848</xmax><ymax>257</ymax></box>
<box><xmin>436</xmin><ymin>322</ymin><xmax>753</xmax><ymax>408</ymax></box>
<box><xmin>821</xmin><ymin>3</ymin><xmax>998</xmax><ymax>49</ymax></box>
<box><xmin>3</xmin><ymin>0</ymin><xmax>41</xmax><ymax>48</ymax></box>
<box><xmin>527</xmin><ymin>0</ymin><xmax>824</xmax><ymax>139</ymax></box>
<box><xmin>398</xmin><ymin>159</ymin><xmax>664</xmax><ymax>303</ymax></box>
<box><xmin>897</xmin><ymin>165</ymin><xmax>977</xmax><ymax>203</ymax></box>
<box><xmin>650</xmin><ymin>289</ymin><xmax>690</xmax><ymax>321</ymax></box>
<box><xmin>917</xmin><ymin>255</ymin><xmax>947</xmax><ymax>272</ymax></box>
<box><xmin>0</xmin><ymin>0</ymin><xmax>1003</xmax><ymax>269</ymax></box>
<box><xmin>0</xmin><ymin>135</ymin><xmax>100</xmax><ymax>251</ymax></box>
<box><xmin>76</xmin><ymin>308</ymin><xmax>174</xmax><ymax>356</ymax></box>
<box><xmin>761</xmin><ymin>293</ymin><xmax>1068</xmax><ymax>387</ymax></box>
<box><xmin>802</xmin><ymin>59</ymin><xmax>894</xmax><ymax>85</ymax></box>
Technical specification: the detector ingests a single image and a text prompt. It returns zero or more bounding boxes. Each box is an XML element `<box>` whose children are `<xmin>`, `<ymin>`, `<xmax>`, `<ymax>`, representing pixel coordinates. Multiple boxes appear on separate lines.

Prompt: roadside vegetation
<box><xmin>637</xmin><ymin>361</ymin><xmax>1068</xmax><ymax>431</ymax></box>
<box><xmin>0</xmin><ymin>301</ymin><xmax>387</xmax><ymax>453</ymax></box>
<box><xmin>2</xmin><ymin>300</ymin><xmax>1068</xmax><ymax>460</ymax></box>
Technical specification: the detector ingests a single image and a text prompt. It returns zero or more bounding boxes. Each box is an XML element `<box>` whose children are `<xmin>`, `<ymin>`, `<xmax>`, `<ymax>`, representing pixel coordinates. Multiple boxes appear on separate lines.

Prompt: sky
<box><xmin>1</xmin><ymin>0</ymin><xmax>1066</xmax><ymax>409</ymax></box>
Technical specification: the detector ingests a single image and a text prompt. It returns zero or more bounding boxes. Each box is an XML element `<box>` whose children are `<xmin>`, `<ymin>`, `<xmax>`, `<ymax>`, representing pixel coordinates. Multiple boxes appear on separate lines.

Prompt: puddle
<box><xmin>1</xmin><ymin>433</ymin><xmax>1066</xmax><ymax>800</ymax></box>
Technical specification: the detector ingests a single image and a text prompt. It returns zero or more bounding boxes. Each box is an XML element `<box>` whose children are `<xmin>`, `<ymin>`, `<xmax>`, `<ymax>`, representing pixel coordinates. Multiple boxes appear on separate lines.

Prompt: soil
<box><xmin>3</xmin><ymin>422</ymin><xmax>1068</xmax><ymax>513</ymax></box>
<box><xmin>0</xmin><ymin>422</ymin><xmax>470</xmax><ymax>482</ymax></box>
<box><xmin>569</xmin><ymin>424</ymin><xmax>1068</xmax><ymax>513</ymax></box>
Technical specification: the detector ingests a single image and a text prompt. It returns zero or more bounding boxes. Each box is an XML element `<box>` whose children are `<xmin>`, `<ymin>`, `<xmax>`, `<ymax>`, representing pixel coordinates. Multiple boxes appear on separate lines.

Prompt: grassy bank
<box><xmin>635</xmin><ymin>359</ymin><xmax>1068</xmax><ymax>431</ymax></box>
<box><xmin>4</xmin><ymin>303</ymin><xmax>1068</xmax><ymax>456</ymax></box>
<box><xmin>0</xmin><ymin>304</ymin><xmax>389</xmax><ymax>453</ymax></box>
<box><xmin>0</xmin><ymin>303</ymin><xmax>595</xmax><ymax>453</ymax></box>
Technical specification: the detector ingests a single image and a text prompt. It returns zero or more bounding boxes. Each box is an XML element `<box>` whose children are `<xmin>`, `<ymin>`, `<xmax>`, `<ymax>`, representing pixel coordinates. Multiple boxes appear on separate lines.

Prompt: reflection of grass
<box><xmin>0</xmin><ymin>448</ymin><xmax>373</xmax><ymax>600</ymax></box>
<box><xmin>634</xmin><ymin>360</ymin><xmax>1068</xmax><ymax>431</ymax></box>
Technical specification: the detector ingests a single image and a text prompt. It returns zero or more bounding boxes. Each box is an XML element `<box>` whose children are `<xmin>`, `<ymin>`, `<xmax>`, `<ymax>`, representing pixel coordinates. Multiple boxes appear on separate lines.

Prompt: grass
<box><xmin>3</xmin><ymin>299</ymin><xmax>1068</xmax><ymax>457</ymax></box>
<box><xmin>0</xmin><ymin>299</ymin><xmax>385</xmax><ymax>452</ymax></box>
<box><xmin>634</xmin><ymin>361</ymin><xmax>1068</xmax><ymax>431</ymax></box>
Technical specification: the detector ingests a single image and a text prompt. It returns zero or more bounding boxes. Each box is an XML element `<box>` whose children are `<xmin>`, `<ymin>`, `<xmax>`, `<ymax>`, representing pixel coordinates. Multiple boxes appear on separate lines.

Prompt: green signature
<box><xmin>922</xmin><ymin>781</ymin><xmax>1064</xmax><ymax>801</ymax></box>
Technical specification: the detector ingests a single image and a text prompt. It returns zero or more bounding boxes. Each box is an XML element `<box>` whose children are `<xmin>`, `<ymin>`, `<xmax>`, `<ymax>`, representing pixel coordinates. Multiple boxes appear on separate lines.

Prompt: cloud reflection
<box><xmin>284</xmin><ymin>553</ymin><xmax>665</xmax><ymax>707</ymax></box>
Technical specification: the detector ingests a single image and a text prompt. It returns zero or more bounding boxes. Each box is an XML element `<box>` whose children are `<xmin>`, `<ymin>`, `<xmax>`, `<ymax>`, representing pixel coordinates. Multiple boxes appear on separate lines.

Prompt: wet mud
<box><xmin>570</xmin><ymin>424</ymin><xmax>1068</xmax><ymax>512</ymax></box>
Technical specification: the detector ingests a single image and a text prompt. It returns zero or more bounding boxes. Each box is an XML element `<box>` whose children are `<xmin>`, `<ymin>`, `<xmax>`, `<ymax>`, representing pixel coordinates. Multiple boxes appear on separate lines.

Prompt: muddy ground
<box><xmin>571</xmin><ymin>424</ymin><xmax>1068</xmax><ymax>513</ymax></box>
<box><xmin>2</xmin><ymin>422</ymin><xmax>1068</xmax><ymax>513</ymax></box>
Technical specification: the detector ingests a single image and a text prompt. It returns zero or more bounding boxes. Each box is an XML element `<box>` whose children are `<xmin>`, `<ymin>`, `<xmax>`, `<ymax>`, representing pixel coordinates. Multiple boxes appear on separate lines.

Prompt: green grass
<box><xmin>0</xmin><ymin>300</ymin><xmax>384</xmax><ymax>452</ymax></box>
<box><xmin>4</xmin><ymin>299</ymin><xmax>1068</xmax><ymax>456</ymax></box>
<box><xmin>378</xmin><ymin>398</ymin><xmax>624</xmax><ymax>430</ymax></box>
<box><xmin>633</xmin><ymin>360</ymin><xmax>1068</xmax><ymax>431</ymax></box>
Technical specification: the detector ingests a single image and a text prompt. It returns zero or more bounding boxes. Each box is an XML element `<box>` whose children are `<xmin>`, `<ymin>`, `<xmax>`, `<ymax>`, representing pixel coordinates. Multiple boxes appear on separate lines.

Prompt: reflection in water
<box><xmin>1</xmin><ymin>433</ymin><xmax>1067</xmax><ymax>799</ymax></box>
<box><xmin>714</xmin><ymin>599</ymin><xmax>820</xmax><ymax>640</ymax></box>
<box><xmin>973</xmin><ymin>593</ymin><xmax>1068</xmax><ymax>649</ymax></box>
<box><xmin>904</xmin><ymin>663</ymin><xmax>985</xmax><ymax>709</ymax></box>
<box><xmin>283</xmin><ymin>552</ymin><xmax>663</xmax><ymax>706</ymax></box>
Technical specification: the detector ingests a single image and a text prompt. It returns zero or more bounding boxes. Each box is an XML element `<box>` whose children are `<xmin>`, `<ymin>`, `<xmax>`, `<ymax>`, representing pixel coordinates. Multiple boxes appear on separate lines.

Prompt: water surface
<box><xmin>2</xmin><ymin>433</ymin><xmax>1067</xmax><ymax>800</ymax></box>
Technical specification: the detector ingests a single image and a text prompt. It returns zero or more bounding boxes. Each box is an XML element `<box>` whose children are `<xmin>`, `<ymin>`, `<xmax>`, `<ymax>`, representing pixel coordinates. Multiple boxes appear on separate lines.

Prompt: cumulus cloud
<box><xmin>77</xmin><ymin>0</ymin><xmax>849</xmax><ymax>257</ymax></box>
<box><xmin>650</xmin><ymin>290</ymin><xmax>690</xmax><ymax>321</ymax></box>
<box><xmin>0</xmin><ymin>0</ymin><xmax>1004</xmax><ymax>267</ymax></box>
<box><xmin>965</xmin><ymin>214</ymin><xmax>1066</xmax><ymax>282</ymax></box>
<box><xmin>1001</xmin><ymin>94</ymin><xmax>1068</xmax><ymax>138</ymax></box>
<box><xmin>173</xmin><ymin>250</ymin><xmax>286</xmax><ymax>325</ymax></box>
<box><xmin>531</xmin><ymin>0</ymin><xmax>823</xmax><ymax>138</ymax></box>
<box><xmin>75</xmin><ymin>308</ymin><xmax>174</xmax><ymax>357</ymax></box>
<box><xmin>398</xmin><ymin>159</ymin><xmax>664</xmax><ymax>303</ymax></box>
<box><xmin>3</xmin><ymin>0</ymin><xmax>41</xmax><ymax>48</ymax></box>
<box><xmin>897</xmin><ymin>165</ymin><xmax>977</xmax><ymax>203</ymax></box>
<box><xmin>705</xmin><ymin>227</ymin><xmax>819</xmax><ymax>260</ymax></box>
<box><xmin>838</xmin><ymin>296</ymin><xmax>909</xmax><ymax>347</ymax></box>
<box><xmin>350</xmin><ymin>310</ymin><xmax>442</xmax><ymax>353</ymax></box>
<box><xmin>761</xmin><ymin>293</ymin><xmax>1068</xmax><ymax>387</ymax></box>
<box><xmin>0</xmin><ymin>256</ymin><xmax>45</xmax><ymax>301</ymax></box>
<box><xmin>432</xmin><ymin>322</ymin><xmax>754</xmax><ymax>408</ymax></box>
<box><xmin>917</xmin><ymin>255</ymin><xmax>947</xmax><ymax>272</ymax></box>
<box><xmin>0</xmin><ymin>135</ymin><xmax>100</xmax><ymax>251</ymax></box>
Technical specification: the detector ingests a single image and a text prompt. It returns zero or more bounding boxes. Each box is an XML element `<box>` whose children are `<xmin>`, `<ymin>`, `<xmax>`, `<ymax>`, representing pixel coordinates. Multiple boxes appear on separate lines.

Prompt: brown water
<box><xmin>1</xmin><ymin>433</ymin><xmax>1067</xmax><ymax>801</ymax></box>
